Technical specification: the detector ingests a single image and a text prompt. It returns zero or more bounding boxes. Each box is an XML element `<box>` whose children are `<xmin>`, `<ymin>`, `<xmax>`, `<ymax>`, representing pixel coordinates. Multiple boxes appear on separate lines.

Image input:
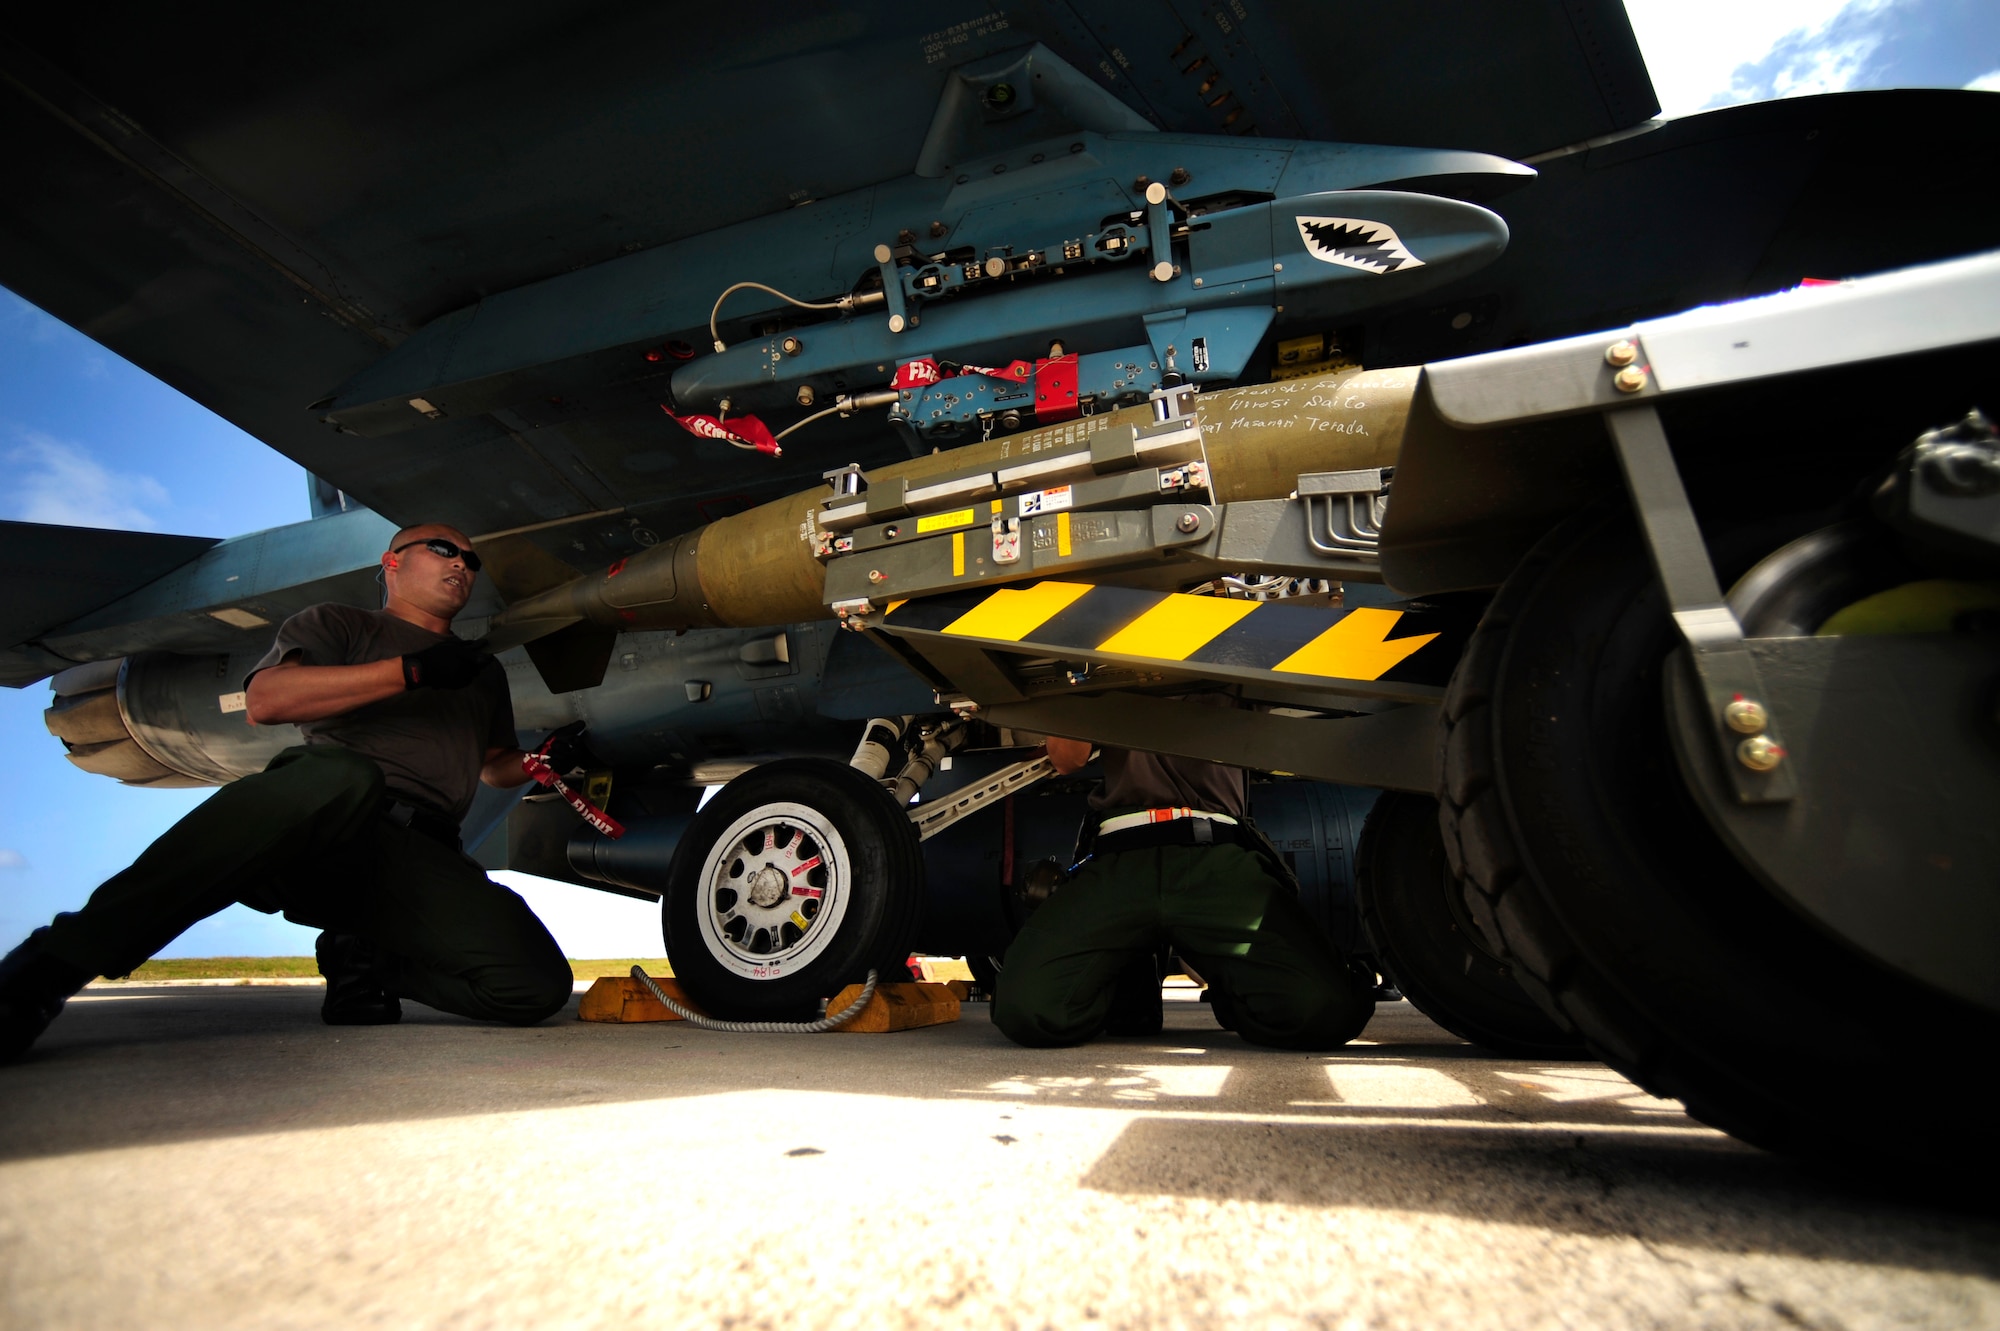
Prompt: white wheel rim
<box><xmin>693</xmin><ymin>801</ymin><xmax>854</xmax><ymax>980</ymax></box>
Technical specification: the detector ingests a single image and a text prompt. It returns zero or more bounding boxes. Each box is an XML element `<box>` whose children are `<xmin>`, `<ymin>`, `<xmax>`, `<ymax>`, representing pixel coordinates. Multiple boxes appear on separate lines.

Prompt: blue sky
<box><xmin>1624</xmin><ymin>0</ymin><xmax>1998</xmax><ymax>114</ymax></box>
<box><xmin>0</xmin><ymin>291</ymin><xmax>665</xmax><ymax>958</ymax></box>
<box><xmin>3</xmin><ymin>0</ymin><xmax>1998</xmax><ymax>960</ymax></box>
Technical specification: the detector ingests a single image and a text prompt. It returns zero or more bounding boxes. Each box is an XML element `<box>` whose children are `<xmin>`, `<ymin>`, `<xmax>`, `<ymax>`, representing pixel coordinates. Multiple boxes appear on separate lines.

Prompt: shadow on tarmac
<box><xmin>3</xmin><ymin>985</ymin><xmax>1998</xmax><ymax>1277</ymax></box>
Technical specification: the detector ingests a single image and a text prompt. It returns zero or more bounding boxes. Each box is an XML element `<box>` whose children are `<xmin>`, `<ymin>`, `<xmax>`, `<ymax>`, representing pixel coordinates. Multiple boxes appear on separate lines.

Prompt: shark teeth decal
<box><xmin>1295</xmin><ymin>217</ymin><xmax>1425</xmax><ymax>274</ymax></box>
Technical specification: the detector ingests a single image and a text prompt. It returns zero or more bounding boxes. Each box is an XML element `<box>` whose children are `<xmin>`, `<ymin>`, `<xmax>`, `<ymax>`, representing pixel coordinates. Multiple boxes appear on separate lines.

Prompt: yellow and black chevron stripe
<box><xmin>877</xmin><ymin>581</ymin><xmax>1466</xmax><ymax>687</ymax></box>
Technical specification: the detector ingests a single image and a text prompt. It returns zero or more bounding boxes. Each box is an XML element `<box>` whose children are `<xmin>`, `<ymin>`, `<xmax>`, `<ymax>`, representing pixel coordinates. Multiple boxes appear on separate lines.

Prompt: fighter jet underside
<box><xmin>4</xmin><ymin>3</ymin><xmax>1998</xmax><ymax>1176</ymax></box>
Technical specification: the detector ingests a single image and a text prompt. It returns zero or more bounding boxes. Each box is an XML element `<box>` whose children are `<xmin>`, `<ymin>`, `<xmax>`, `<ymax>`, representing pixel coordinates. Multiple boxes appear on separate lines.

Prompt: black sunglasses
<box><xmin>392</xmin><ymin>538</ymin><xmax>482</xmax><ymax>572</ymax></box>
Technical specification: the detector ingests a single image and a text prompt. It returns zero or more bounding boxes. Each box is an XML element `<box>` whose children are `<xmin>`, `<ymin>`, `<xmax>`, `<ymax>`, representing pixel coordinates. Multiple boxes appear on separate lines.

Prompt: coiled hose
<box><xmin>630</xmin><ymin>965</ymin><xmax>880</xmax><ymax>1033</ymax></box>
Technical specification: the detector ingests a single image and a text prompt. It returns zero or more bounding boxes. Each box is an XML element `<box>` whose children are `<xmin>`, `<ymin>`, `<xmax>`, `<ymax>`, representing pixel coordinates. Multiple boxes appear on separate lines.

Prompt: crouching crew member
<box><xmin>992</xmin><ymin>728</ymin><xmax>1376</xmax><ymax>1051</ymax></box>
<box><xmin>0</xmin><ymin>524</ymin><xmax>577</xmax><ymax>1061</ymax></box>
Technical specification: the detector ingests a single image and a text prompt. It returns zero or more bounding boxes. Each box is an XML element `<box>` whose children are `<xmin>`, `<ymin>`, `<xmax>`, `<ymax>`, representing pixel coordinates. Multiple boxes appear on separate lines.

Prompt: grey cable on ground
<box><xmin>630</xmin><ymin>965</ymin><xmax>881</xmax><ymax>1033</ymax></box>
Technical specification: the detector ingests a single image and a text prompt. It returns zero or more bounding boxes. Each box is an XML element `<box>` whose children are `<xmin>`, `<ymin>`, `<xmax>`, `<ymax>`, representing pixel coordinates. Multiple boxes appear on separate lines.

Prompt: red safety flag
<box><xmin>662</xmin><ymin>405</ymin><xmax>782</xmax><ymax>456</ymax></box>
<box><xmin>894</xmin><ymin>357</ymin><xmax>1038</xmax><ymax>390</ymax></box>
<box><xmin>892</xmin><ymin>358</ymin><xmax>942</xmax><ymax>389</ymax></box>
<box><xmin>521</xmin><ymin>749</ymin><xmax>626</xmax><ymax>839</ymax></box>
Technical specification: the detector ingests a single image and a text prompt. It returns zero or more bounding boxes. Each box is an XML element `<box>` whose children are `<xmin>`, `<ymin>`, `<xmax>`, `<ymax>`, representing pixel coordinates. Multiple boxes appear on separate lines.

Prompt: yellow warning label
<box><xmin>790</xmin><ymin>910</ymin><xmax>810</xmax><ymax>931</ymax></box>
<box><xmin>1096</xmin><ymin>593</ymin><xmax>1259</xmax><ymax>661</ymax></box>
<box><xmin>1272</xmin><ymin>608</ymin><xmax>1437</xmax><ymax>680</ymax></box>
<box><xmin>951</xmin><ymin>531</ymin><xmax>965</xmax><ymax>577</ymax></box>
<box><xmin>917</xmin><ymin>508</ymin><xmax>977</xmax><ymax>533</ymax></box>
<box><xmin>1057</xmin><ymin>510</ymin><xmax>1072</xmax><ymax>557</ymax></box>
<box><xmin>943</xmin><ymin>581</ymin><xmax>1092</xmax><ymax>640</ymax></box>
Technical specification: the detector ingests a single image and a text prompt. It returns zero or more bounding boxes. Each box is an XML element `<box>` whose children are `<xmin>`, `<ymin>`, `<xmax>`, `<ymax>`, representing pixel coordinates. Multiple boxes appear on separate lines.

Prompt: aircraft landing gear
<box><xmin>1437</xmin><ymin>505</ymin><xmax>2000</xmax><ymax>1174</ymax></box>
<box><xmin>1356</xmin><ymin>791</ymin><xmax>1586</xmax><ymax>1058</ymax></box>
<box><xmin>662</xmin><ymin>758</ymin><xmax>923</xmax><ymax>1020</ymax></box>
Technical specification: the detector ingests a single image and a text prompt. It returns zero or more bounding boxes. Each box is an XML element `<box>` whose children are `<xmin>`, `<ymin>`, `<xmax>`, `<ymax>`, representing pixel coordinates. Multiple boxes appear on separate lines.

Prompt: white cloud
<box><xmin>1623</xmin><ymin>0</ymin><xmax>1888</xmax><ymax>117</ymax></box>
<box><xmin>1966</xmin><ymin>69</ymin><xmax>2000</xmax><ymax>92</ymax></box>
<box><xmin>0</xmin><ymin>849</ymin><xmax>25</xmax><ymax>870</ymax></box>
<box><xmin>4</xmin><ymin>432</ymin><xmax>171</xmax><ymax>531</ymax></box>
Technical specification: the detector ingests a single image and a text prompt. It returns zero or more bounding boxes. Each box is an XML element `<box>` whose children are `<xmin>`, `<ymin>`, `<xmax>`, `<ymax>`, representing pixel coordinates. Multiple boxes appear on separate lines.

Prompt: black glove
<box><xmin>401</xmin><ymin>636</ymin><xmax>491</xmax><ymax>690</ymax></box>
<box><xmin>534</xmin><ymin>721</ymin><xmax>595</xmax><ymax>774</ymax></box>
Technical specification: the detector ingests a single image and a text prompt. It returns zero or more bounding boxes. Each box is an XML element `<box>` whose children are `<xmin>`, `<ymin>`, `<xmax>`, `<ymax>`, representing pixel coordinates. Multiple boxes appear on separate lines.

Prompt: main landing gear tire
<box><xmin>1436</xmin><ymin>504</ymin><xmax>2000</xmax><ymax>1176</ymax></box>
<box><xmin>1356</xmin><ymin>791</ymin><xmax>1587</xmax><ymax>1059</ymax></box>
<box><xmin>663</xmin><ymin>758</ymin><xmax>924</xmax><ymax>1020</ymax></box>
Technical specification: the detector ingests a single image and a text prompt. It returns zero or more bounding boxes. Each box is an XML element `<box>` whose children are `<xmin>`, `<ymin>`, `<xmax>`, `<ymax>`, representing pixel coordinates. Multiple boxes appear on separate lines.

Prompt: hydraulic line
<box><xmin>772</xmin><ymin>389</ymin><xmax>901</xmax><ymax>442</ymax></box>
<box><xmin>630</xmin><ymin>965</ymin><xmax>881</xmax><ymax>1033</ymax></box>
<box><xmin>709</xmin><ymin>281</ymin><xmax>856</xmax><ymax>353</ymax></box>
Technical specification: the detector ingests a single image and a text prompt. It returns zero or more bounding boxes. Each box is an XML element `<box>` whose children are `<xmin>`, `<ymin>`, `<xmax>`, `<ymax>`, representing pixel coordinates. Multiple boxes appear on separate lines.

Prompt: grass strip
<box><xmin>129</xmin><ymin>957</ymin><xmax>321</xmax><ymax>980</ymax></box>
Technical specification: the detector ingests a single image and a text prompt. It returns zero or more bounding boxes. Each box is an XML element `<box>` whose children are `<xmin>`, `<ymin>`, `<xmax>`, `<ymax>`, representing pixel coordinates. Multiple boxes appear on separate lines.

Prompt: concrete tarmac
<box><xmin>2</xmin><ymin>985</ymin><xmax>1996</xmax><ymax>1330</ymax></box>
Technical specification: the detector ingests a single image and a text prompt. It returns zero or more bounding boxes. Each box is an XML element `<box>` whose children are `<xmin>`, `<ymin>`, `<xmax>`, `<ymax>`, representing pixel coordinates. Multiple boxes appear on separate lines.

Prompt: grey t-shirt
<box><xmin>248</xmin><ymin>604</ymin><xmax>515</xmax><ymax>820</ymax></box>
<box><xmin>1086</xmin><ymin>693</ymin><xmax>1248</xmax><ymax>818</ymax></box>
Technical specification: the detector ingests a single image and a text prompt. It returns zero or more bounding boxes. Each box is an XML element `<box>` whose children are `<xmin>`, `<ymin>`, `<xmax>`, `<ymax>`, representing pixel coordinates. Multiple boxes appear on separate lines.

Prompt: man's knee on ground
<box><xmin>1233</xmin><ymin>984</ymin><xmax>1368</xmax><ymax>1052</ymax></box>
<box><xmin>991</xmin><ymin>985</ymin><xmax>1096</xmax><ymax>1048</ymax></box>
<box><xmin>471</xmin><ymin>954</ymin><xmax>574</xmax><ymax>1026</ymax></box>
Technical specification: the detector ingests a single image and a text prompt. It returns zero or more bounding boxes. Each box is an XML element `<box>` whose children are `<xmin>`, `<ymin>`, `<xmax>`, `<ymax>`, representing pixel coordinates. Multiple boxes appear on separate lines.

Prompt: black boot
<box><xmin>1103</xmin><ymin>951</ymin><xmax>1164</xmax><ymax>1036</ymax></box>
<box><xmin>315</xmin><ymin>932</ymin><xmax>402</xmax><ymax>1026</ymax></box>
<box><xmin>0</xmin><ymin>928</ymin><xmax>93</xmax><ymax>1063</ymax></box>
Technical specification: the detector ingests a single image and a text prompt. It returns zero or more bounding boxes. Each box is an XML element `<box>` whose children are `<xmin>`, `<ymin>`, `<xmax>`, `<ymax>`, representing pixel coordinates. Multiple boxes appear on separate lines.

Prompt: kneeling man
<box><xmin>993</xmin><ymin>731</ymin><xmax>1375</xmax><ymax>1051</ymax></box>
<box><xmin>0</xmin><ymin>524</ymin><xmax>576</xmax><ymax>1060</ymax></box>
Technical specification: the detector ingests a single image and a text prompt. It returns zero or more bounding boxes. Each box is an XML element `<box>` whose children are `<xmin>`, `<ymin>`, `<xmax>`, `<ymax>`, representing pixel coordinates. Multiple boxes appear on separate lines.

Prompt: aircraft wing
<box><xmin>0</xmin><ymin>521</ymin><xmax>218</xmax><ymax>685</ymax></box>
<box><xmin>0</xmin><ymin>2</ymin><xmax>1654</xmax><ymax>573</ymax></box>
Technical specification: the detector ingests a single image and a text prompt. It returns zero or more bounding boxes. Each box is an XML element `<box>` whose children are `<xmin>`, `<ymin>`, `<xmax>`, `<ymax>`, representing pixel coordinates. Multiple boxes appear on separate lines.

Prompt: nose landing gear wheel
<box><xmin>663</xmin><ymin>758</ymin><xmax>923</xmax><ymax>1020</ymax></box>
<box><xmin>1357</xmin><ymin>791</ymin><xmax>1586</xmax><ymax>1058</ymax></box>
<box><xmin>1437</xmin><ymin>505</ymin><xmax>2000</xmax><ymax>1175</ymax></box>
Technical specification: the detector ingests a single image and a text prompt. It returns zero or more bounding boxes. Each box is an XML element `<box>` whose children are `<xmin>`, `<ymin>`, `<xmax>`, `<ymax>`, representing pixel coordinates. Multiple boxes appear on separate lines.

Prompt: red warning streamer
<box><xmin>521</xmin><ymin>750</ymin><xmax>626</xmax><ymax>839</ymax></box>
<box><xmin>662</xmin><ymin>405</ymin><xmax>782</xmax><ymax>456</ymax></box>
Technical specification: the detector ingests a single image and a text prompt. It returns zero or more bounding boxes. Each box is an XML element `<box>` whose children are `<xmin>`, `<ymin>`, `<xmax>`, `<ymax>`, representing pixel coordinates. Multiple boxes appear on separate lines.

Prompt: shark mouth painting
<box><xmin>1295</xmin><ymin>217</ymin><xmax>1425</xmax><ymax>273</ymax></box>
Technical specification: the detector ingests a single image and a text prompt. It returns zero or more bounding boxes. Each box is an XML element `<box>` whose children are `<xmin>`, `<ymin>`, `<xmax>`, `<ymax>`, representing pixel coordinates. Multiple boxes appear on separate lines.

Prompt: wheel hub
<box><xmin>745</xmin><ymin>864</ymin><xmax>788</xmax><ymax>908</ymax></box>
<box><xmin>694</xmin><ymin>805</ymin><xmax>850</xmax><ymax>977</ymax></box>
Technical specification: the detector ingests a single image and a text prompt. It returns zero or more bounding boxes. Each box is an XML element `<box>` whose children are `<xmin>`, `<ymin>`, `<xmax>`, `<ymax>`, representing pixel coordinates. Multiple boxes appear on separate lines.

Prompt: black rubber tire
<box><xmin>663</xmin><ymin>758</ymin><xmax>924</xmax><ymax>1020</ymax></box>
<box><xmin>1357</xmin><ymin>791</ymin><xmax>1587</xmax><ymax>1059</ymax></box>
<box><xmin>1437</xmin><ymin>504</ymin><xmax>2000</xmax><ymax>1176</ymax></box>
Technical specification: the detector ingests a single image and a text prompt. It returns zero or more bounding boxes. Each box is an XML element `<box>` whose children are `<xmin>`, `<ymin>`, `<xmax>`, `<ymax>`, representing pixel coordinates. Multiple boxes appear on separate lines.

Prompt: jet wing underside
<box><xmin>0</xmin><ymin>2</ymin><xmax>1654</xmax><ymax>573</ymax></box>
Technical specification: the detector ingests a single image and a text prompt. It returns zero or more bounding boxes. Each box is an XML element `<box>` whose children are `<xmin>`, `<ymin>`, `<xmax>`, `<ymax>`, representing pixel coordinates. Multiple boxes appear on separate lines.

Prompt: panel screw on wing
<box><xmin>1614</xmin><ymin>365</ymin><xmax>1649</xmax><ymax>393</ymax></box>
<box><xmin>1604</xmin><ymin>339</ymin><xmax>1639</xmax><ymax>367</ymax></box>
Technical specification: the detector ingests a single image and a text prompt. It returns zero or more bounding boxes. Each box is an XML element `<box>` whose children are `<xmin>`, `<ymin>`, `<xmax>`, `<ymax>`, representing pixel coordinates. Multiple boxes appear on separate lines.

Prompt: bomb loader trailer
<box><xmin>490</xmin><ymin>250</ymin><xmax>2000</xmax><ymax>1169</ymax></box>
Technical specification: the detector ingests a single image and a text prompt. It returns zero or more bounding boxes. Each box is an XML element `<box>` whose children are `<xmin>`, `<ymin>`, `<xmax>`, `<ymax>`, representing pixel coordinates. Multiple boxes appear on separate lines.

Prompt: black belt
<box><xmin>381</xmin><ymin>798</ymin><xmax>462</xmax><ymax>850</ymax></box>
<box><xmin>1094</xmin><ymin>817</ymin><xmax>1250</xmax><ymax>857</ymax></box>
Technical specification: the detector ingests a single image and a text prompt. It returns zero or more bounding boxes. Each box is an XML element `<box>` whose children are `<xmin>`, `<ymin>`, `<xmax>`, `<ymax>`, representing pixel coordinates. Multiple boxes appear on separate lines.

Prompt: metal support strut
<box><xmin>1603</xmin><ymin>405</ymin><xmax>1795</xmax><ymax>804</ymax></box>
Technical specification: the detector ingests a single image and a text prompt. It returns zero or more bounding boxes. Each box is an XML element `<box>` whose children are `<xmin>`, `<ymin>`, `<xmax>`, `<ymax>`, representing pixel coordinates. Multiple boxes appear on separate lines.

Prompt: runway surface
<box><xmin>2</xmin><ymin>984</ymin><xmax>1995</xmax><ymax>1329</ymax></box>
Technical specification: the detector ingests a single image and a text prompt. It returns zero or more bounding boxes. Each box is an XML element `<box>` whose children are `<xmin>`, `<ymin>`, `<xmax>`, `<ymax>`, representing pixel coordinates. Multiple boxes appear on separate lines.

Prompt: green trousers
<box><xmin>992</xmin><ymin>841</ymin><xmax>1373</xmax><ymax>1050</ymax></box>
<box><xmin>43</xmin><ymin>745</ymin><xmax>572</xmax><ymax>1026</ymax></box>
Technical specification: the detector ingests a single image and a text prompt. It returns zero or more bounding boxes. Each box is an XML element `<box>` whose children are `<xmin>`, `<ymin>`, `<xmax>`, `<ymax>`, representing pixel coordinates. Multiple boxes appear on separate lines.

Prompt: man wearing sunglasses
<box><xmin>0</xmin><ymin>524</ymin><xmax>580</xmax><ymax>1061</ymax></box>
